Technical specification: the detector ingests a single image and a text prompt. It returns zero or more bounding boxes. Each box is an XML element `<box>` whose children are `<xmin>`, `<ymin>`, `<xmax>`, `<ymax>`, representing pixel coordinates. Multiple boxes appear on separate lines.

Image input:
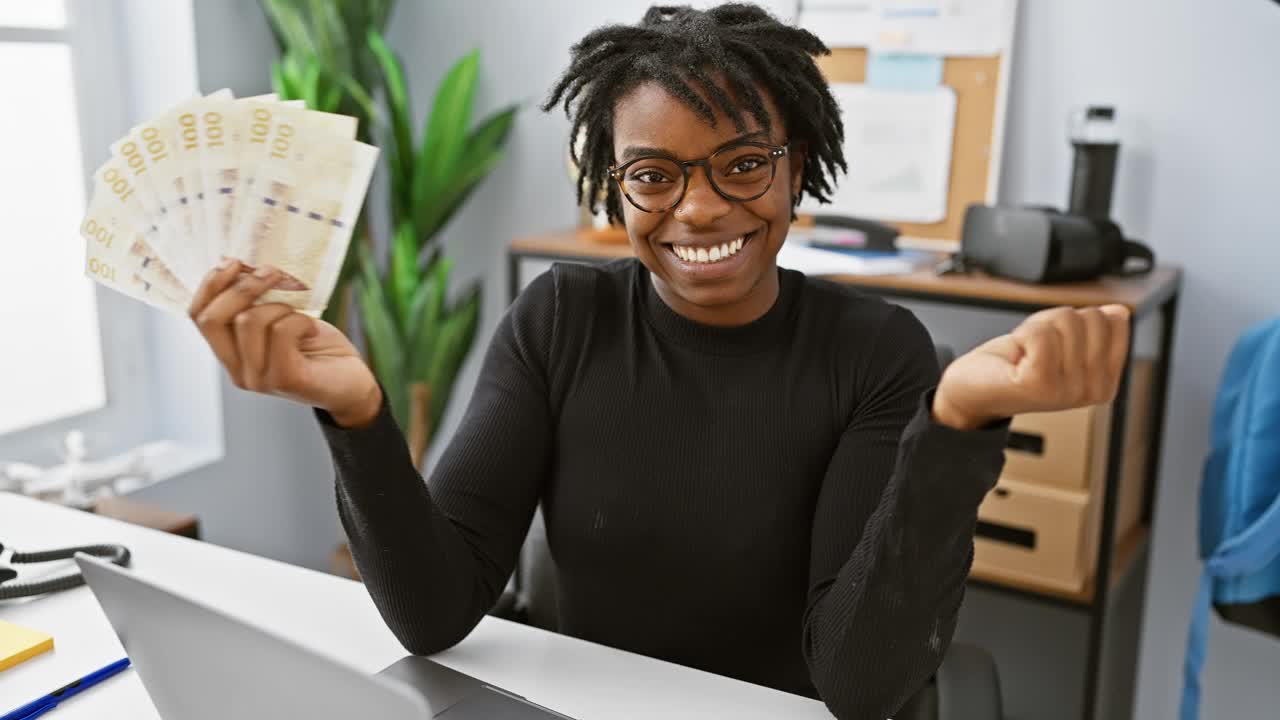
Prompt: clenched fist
<box><xmin>188</xmin><ymin>258</ymin><xmax>383</xmax><ymax>427</ymax></box>
<box><xmin>932</xmin><ymin>305</ymin><xmax>1132</xmax><ymax>431</ymax></box>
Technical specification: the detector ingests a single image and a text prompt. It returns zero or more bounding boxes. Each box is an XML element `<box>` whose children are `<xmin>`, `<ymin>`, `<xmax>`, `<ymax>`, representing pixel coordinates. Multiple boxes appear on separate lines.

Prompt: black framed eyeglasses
<box><xmin>608</xmin><ymin>141</ymin><xmax>790</xmax><ymax>213</ymax></box>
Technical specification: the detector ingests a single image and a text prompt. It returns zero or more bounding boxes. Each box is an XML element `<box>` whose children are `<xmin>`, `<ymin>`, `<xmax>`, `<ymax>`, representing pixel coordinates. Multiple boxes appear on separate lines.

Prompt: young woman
<box><xmin>188</xmin><ymin>5</ymin><xmax>1130</xmax><ymax>718</ymax></box>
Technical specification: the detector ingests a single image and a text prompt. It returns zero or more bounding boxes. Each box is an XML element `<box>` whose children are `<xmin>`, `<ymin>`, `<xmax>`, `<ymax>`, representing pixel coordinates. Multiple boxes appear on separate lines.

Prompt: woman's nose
<box><xmin>672</xmin><ymin>166</ymin><xmax>732</xmax><ymax>228</ymax></box>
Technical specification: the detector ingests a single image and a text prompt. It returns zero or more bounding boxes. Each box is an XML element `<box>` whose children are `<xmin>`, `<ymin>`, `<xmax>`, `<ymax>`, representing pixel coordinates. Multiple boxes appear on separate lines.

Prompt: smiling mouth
<box><xmin>666</xmin><ymin>231</ymin><xmax>755</xmax><ymax>265</ymax></box>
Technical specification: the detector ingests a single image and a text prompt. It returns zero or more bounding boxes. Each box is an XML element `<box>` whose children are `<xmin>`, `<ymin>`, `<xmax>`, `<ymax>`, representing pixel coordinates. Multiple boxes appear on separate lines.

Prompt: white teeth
<box><xmin>674</xmin><ymin>235</ymin><xmax>750</xmax><ymax>264</ymax></box>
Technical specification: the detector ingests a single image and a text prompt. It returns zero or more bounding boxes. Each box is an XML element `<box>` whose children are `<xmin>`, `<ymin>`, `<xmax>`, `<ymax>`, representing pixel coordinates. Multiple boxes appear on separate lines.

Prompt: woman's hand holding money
<box><xmin>189</xmin><ymin>258</ymin><xmax>383</xmax><ymax>428</ymax></box>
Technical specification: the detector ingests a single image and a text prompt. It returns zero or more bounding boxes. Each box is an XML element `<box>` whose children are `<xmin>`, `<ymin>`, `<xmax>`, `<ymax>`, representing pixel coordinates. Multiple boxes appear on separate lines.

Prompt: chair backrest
<box><xmin>516</xmin><ymin>514</ymin><xmax>559</xmax><ymax>632</ymax></box>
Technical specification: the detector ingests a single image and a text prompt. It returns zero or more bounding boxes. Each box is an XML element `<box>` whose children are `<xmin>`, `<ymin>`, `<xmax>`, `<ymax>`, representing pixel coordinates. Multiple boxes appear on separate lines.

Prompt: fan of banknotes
<box><xmin>79</xmin><ymin>89</ymin><xmax>379</xmax><ymax>316</ymax></box>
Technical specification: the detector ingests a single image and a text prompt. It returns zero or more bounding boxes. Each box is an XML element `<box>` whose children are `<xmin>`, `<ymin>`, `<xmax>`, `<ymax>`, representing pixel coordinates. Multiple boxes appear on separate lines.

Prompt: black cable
<box><xmin>0</xmin><ymin>542</ymin><xmax>131</xmax><ymax>600</ymax></box>
<box><xmin>1118</xmin><ymin>238</ymin><xmax>1155</xmax><ymax>276</ymax></box>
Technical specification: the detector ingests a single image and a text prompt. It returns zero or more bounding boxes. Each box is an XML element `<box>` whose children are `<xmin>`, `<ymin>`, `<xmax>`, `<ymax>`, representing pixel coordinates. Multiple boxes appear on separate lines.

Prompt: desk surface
<box><xmin>510</xmin><ymin>229</ymin><xmax>1182</xmax><ymax>315</ymax></box>
<box><xmin>0</xmin><ymin>493</ymin><xmax>831</xmax><ymax>719</ymax></box>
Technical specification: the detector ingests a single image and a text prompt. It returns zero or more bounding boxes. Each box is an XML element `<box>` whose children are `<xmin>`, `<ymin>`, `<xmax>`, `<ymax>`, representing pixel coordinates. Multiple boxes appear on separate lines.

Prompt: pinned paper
<box><xmin>798</xmin><ymin>84</ymin><xmax>957</xmax><ymax>223</ymax></box>
<box><xmin>866</xmin><ymin>52</ymin><xmax>944</xmax><ymax>91</ymax></box>
<box><xmin>797</xmin><ymin>1</ymin><xmax>880</xmax><ymax>49</ymax></box>
<box><xmin>872</xmin><ymin>0</ymin><xmax>1013</xmax><ymax>56</ymax></box>
<box><xmin>798</xmin><ymin>0</ymin><xmax>1014</xmax><ymax>55</ymax></box>
<box><xmin>881</xmin><ymin>0</ymin><xmax>941</xmax><ymax>19</ymax></box>
<box><xmin>1</xmin><ymin>620</ymin><xmax>54</xmax><ymax>671</ymax></box>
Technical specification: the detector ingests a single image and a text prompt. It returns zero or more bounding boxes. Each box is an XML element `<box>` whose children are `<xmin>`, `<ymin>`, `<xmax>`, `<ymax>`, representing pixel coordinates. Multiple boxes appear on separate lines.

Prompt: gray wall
<box><xmin>133</xmin><ymin>0</ymin><xmax>340</xmax><ymax>573</ymax></box>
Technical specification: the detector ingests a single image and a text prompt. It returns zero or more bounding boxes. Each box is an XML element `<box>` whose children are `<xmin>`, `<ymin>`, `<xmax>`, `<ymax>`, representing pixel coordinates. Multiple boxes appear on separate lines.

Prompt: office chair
<box><xmin>490</xmin><ymin>345</ymin><xmax>1003</xmax><ymax>720</ymax></box>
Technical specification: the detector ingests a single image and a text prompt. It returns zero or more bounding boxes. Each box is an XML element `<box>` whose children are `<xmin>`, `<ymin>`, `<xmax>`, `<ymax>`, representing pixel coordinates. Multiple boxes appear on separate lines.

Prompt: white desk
<box><xmin>0</xmin><ymin>494</ymin><xmax>832</xmax><ymax>719</ymax></box>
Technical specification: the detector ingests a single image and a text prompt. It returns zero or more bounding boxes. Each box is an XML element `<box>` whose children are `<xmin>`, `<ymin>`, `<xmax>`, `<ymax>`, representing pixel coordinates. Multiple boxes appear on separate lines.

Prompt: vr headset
<box><xmin>959</xmin><ymin>205</ymin><xmax>1155</xmax><ymax>283</ymax></box>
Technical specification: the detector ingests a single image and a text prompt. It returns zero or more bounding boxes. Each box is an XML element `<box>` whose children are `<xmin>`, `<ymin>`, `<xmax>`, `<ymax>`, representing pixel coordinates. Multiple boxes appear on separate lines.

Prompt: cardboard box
<box><xmin>974</xmin><ymin>478</ymin><xmax>1095</xmax><ymax>594</ymax></box>
<box><xmin>1002</xmin><ymin>358</ymin><xmax>1155</xmax><ymax>493</ymax></box>
<box><xmin>975</xmin><ymin>442</ymin><xmax>1150</xmax><ymax>594</ymax></box>
<box><xmin>1003</xmin><ymin>405</ymin><xmax>1110</xmax><ymax>492</ymax></box>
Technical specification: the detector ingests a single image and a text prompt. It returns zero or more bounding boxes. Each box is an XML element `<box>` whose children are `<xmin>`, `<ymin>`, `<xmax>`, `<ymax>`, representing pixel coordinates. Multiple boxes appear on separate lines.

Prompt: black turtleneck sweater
<box><xmin>318</xmin><ymin>258</ymin><xmax>1009</xmax><ymax>719</ymax></box>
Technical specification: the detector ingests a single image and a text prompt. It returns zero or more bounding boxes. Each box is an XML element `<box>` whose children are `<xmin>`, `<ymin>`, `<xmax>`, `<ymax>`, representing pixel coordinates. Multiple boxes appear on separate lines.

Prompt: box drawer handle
<box><xmin>976</xmin><ymin>520</ymin><xmax>1037</xmax><ymax>549</ymax></box>
<box><xmin>1006</xmin><ymin>430</ymin><xmax>1045</xmax><ymax>456</ymax></box>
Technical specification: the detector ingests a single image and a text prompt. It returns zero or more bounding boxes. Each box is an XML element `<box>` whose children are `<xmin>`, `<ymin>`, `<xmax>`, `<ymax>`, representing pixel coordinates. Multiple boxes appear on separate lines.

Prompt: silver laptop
<box><xmin>76</xmin><ymin>554</ymin><xmax>574</xmax><ymax>719</ymax></box>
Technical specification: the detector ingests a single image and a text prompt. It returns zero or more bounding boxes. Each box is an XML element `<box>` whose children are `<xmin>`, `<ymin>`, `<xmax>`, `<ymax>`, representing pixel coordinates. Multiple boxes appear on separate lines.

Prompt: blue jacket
<box><xmin>1182</xmin><ymin>316</ymin><xmax>1280</xmax><ymax>720</ymax></box>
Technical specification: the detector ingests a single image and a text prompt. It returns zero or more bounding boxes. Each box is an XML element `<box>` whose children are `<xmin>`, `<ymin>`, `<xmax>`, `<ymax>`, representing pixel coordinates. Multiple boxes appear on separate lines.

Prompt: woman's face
<box><xmin>612</xmin><ymin>80</ymin><xmax>802</xmax><ymax>326</ymax></box>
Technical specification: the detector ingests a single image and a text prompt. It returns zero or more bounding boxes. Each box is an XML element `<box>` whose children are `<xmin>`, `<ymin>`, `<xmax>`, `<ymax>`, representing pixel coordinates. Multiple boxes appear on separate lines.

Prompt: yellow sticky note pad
<box><xmin>0</xmin><ymin>620</ymin><xmax>54</xmax><ymax>671</ymax></box>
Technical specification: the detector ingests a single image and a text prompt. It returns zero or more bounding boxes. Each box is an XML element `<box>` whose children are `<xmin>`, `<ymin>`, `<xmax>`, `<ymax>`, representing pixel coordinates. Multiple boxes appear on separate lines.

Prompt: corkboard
<box><xmin>809</xmin><ymin>48</ymin><xmax>1006</xmax><ymax>246</ymax></box>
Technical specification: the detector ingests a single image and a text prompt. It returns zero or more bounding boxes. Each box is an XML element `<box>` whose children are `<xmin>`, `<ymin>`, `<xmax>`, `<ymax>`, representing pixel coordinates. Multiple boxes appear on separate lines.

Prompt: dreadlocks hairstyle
<box><xmin>541</xmin><ymin>3</ymin><xmax>847</xmax><ymax>225</ymax></box>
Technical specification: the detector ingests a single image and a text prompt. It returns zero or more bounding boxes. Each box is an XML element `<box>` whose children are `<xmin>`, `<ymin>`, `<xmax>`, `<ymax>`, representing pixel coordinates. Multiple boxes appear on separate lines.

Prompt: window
<box><xmin>0</xmin><ymin>5</ymin><xmax>106</xmax><ymax>435</ymax></box>
<box><xmin>0</xmin><ymin>2</ymin><xmax>221</xmax><ymax>480</ymax></box>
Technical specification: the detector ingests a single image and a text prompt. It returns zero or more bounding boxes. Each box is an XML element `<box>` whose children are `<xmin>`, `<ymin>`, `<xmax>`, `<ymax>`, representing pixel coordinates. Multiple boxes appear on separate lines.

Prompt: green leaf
<box><xmin>408</xmin><ymin>257</ymin><xmax>451</xmax><ymax>382</ymax></box>
<box><xmin>302</xmin><ymin>59</ymin><xmax>321</xmax><ymax>106</ymax></box>
<box><xmin>367</xmin><ymin>30</ymin><xmax>414</xmax><ymax>219</ymax></box>
<box><xmin>337</xmin><ymin>72</ymin><xmax>380</xmax><ymax>132</ymax></box>
<box><xmin>462</xmin><ymin>105</ymin><xmax>517</xmax><ymax>168</ymax></box>
<box><xmin>404</xmin><ymin>269</ymin><xmax>437</xmax><ymax>367</ymax></box>
<box><xmin>414</xmin><ymin>104</ymin><xmax>514</xmax><ymax>241</ymax></box>
<box><xmin>427</xmin><ymin>286</ymin><xmax>481</xmax><ymax>429</ymax></box>
<box><xmin>409</xmin><ymin>260</ymin><xmax>450</xmax><ymax>381</ymax></box>
<box><xmin>320</xmin><ymin>79</ymin><xmax>343</xmax><ymax>113</ymax></box>
<box><xmin>261</xmin><ymin>0</ymin><xmax>316</xmax><ymax>57</ymax></box>
<box><xmin>272</xmin><ymin>53</ymin><xmax>308</xmax><ymax>101</ymax></box>
<box><xmin>309</xmin><ymin>0</ymin><xmax>348</xmax><ymax>73</ymax></box>
<box><xmin>388</xmin><ymin>221</ymin><xmax>420</xmax><ymax>331</ymax></box>
<box><xmin>356</xmin><ymin>244</ymin><xmax>408</xmax><ymax>424</ymax></box>
<box><xmin>369</xmin><ymin>0</ymin><xmax>396</xmax><ymax>32</ymax></box>
<box><xmin>411</xmin><ymin>51</ymin><xmax>479</xmax><ymax>234</ymax></box>
<box><xmin>424</xmin><ymin>51</ymin><xmax>480</xmax><ymax>180</ymax></box>
<box><xmin>283</xmin><ymin>51</ymin><xmax>303</xmax><ymax>82</ymax></box>
<box><xmin>270</xmin><ymin>61</ymin><xmax>293</xmax><ymax>100</ymax></box>
<box><xmin>343</xmin><ymin>0</ymin><xmax>393</xmax><ymax>97</ymax></box>
<box><xmin>419</xmin><ymin>147</ymin><xmax>505</xmax><ymax>240</ymax></box>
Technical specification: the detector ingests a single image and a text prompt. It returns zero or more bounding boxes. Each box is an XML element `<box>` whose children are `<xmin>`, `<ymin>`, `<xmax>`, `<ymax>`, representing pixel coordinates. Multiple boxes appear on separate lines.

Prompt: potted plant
<box><xmin>262</xmin><ymin>1</ymin><xmax>517</xmax><ymax>469</ymax></box>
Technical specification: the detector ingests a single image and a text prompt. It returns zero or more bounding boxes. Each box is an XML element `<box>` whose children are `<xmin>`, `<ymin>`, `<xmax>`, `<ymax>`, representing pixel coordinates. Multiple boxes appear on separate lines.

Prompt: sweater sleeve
<box><xmin>317</xmin><ymin>270</ymin><xmax>558</xmax><ymax>655</ymax></box>
<box><xmin>803</xmin><ymin>306</ymin><xmax>1010</xmax><ymax>720</ymax></box>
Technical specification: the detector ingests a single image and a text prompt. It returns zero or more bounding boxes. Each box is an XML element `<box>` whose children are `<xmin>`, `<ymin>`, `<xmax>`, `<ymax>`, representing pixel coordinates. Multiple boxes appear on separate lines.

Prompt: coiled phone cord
<box><xmin>0</xmin><ymin>542</ymin><xmax>131</xmax><ymax>600</ymax></box>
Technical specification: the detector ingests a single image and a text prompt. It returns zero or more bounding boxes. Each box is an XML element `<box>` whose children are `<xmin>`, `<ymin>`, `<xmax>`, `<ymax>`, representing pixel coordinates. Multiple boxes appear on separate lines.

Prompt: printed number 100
<box><xmin>88</xmin><ymin>257</ymin><xmax>116</xmax><ymax>282</ymax></box>
<box><xmin>83</xmin><ymin>219</ymin><xmax>113</xmax><ymax>248</ymax></box>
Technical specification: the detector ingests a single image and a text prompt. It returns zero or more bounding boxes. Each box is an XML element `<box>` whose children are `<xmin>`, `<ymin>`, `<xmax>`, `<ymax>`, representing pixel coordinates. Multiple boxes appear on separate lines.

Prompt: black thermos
<box><xmin>1068</xmin><ymin>106</ymin><xmax>1120</xmax><ymax>219</ymax></box>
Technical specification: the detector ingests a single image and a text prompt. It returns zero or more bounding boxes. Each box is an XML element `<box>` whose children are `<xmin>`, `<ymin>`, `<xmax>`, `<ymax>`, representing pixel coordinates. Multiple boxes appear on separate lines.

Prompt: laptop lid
<box><xmin>377</xmin><ymin>656</ymin><xmax>577</xmax><ymax>719</ymax></box>
<box><xmin>76</xmin><ymin>553</ymin><xmax>431</xmax><ymax>720</ymax></box>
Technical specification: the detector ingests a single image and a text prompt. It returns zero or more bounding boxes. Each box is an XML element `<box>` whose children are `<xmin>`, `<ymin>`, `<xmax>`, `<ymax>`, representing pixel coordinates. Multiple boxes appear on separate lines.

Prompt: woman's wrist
<box><xmin>931</xmin><ymin>388</ymin><xmax>993</xmax><ymax>431</ymax></box>
<box><xmin>329</xmin><ymin>379</ymin><xmax>383</xmax><ymax>429</ymax></box>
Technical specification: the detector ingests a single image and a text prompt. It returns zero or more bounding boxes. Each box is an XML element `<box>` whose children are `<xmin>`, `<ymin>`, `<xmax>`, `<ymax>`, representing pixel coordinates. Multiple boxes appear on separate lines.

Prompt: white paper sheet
<box><xmin>777</xmin><ymin>241</ymin><xmax>919</xmax><ymax>276</ymax></box>
<box><xmin>798</xmin><ymin>1</ymin><xmax>880</xmax><ymax>48</ymax></box>
<box><xmin>801</xmin><ymin>83</ymin><xmax>956</xmax><ymax>224</ymax></box>
<box><xmin>872</xmin><ymin>0</ymin><xmax>1013</xmax><ymax>56</ymax></box>
<box><xmin>799</xmin><ymin>0</ymin><xmax>1012</xmax><ymax>55</ymax></box>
